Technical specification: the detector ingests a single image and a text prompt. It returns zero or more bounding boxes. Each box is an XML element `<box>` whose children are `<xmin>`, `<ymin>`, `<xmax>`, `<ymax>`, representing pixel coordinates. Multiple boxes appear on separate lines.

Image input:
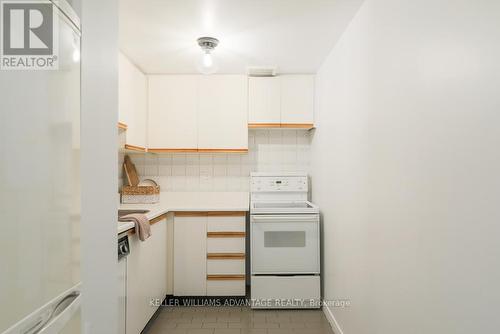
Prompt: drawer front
<box><xmin>207</xmin><ymin>216</ymin><xmax>245</xmax><ymax>232</ymax></box>
<box><xmin>207</xmin><ymin>259</ymin><xmax>245</xmax><ymax>275</ymax></box>
<box><xmin>207</xmin><ymin>238</ymin><xmax>245</xmax><ymax>253</ymax></box>
<box><xmin>206</xmin><ymin>280</ymin><xmax>246</xmax><ymax>296</ymax></box>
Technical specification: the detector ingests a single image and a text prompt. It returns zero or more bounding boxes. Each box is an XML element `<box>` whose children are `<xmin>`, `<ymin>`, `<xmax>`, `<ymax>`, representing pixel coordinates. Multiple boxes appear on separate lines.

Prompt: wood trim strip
<box><xmin>174</xmin><ymin>211</ymin><xmax>208</xmax><ymax>217</ymax></box>
<box><xmin>118</xmin><ymin>122</ymin><xmax>128</xmax><ymax>130</ymax></box>
<box><xmin>280</xmin><ymin>123</ymin><xmax>315</xmax><ymax>129</ymax></box>
<box><xmin>124</xmin><ymin>144</ymin><xmax>147</xmax><ymax>152</ymax></box>
<box><xmin>248</xmin><ymin>123</ymin><xmax>281</xmax><ymax>129</ymax></box>
<box><xmin>198</xmin><ymin>148</ymin><xmax>248</xmax><ymax>153</ymax></box>
<box><xmin>148</xmin><ymin>148</ymin><xmax>198</xmax><ymax>153</ymax></box>
<box><xmin>129</xmin><ymin>213</ymin><xmax>168</xmax><ymax>235</ymax></box>
<box><xmin>149</xmin><ymin>148</ymin><xmax>248</xmax><ymax>154</ymax></box>
<box><xmin>248</xmin><ymin>123</ymin><xmax>314</xmax><ymax>130</ymax></box>
<box><xmin>207</xmin><ymin>253</ymin><xmax>245</xmax><ymax>260</ymax></box>
<box><xmin>150</xmin><ymin>213</ymin><xmax>168</xmax><ymax>225</ymax></box>
<box><xmin>207</xmin><ymin>232</ymin><xmax>246</xmax><ymax>238</ymax></box>
<box><xmin>207</xmin><ymin>275</ymin><xmax>245</xmax><ymax>281</ymax></box>
<box><xmin>207</xmin><ymin>211</ymin><xmax>246</xmax><ymax>217</ymax></box>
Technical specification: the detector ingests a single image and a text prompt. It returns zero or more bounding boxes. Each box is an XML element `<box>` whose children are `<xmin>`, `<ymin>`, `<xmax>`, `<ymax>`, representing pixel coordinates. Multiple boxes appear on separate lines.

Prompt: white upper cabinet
<box><xmin>248</xmin><ymin>75</ymin><xmax>315</xmax><ymax>126</ymax></box>
<box><xmin>248</xmin><ymin>77</ymin><xmax>281</xmax><ymax>124</ymax></box>
<box><xmin>197</xmin><ymin>75</ymin><xmax>248</xmax><ymax>150</ymax></box>
<box><xmin>280</xmin><ymin>75</ymin><xmax>315</xmax><ymax>124</ymax></box>
<box><xmin>119</xmin><ymin>52</ymin><xmax>147</xmax><ymax>148</ymax></box>
<box><xmin>148</xmin><ymin>75</ymin><xmax>198</xmax><ymax>150</ymax></box>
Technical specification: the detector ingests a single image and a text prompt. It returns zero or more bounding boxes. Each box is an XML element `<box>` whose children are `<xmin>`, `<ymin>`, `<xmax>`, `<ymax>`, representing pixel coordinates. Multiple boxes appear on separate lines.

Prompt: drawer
<box><xmin>251</xmin><ymin>275</ymin><xmax>320</xmax><ymax>308</ymax></box>
<box><xmin>207</xmin><ymin>216</ymin><xmax>245</xmax><ymax>232</ymax></box>
<box><xmin>207</xmin><ymin>259</ymin><xmax>245</xmax><ymax>275</ymax></box>
<box><xmin>207</xmin><ymin>277</ymin><xmax>246</xmax><ymax>296</ymax></box>
<box><xmin>207</xmin><ymin>237</ymin><xmax>245</xmax><ymax>253</ymax></box>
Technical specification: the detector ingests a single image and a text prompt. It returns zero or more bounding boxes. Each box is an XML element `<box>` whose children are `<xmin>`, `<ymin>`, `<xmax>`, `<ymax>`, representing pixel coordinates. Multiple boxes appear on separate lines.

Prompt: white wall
<box><xmin>81</xmin><ymin>0</ymin><xmax>118</xmax><ymax>332</ymax></box>
<box><xmin>312</xmin><ymin>1</ymin><xmax>500</xmax><ymax>333</ymax></box>
<box><xmin>119</xmin><ymin>129</ymin><xmax>311</xmax><ymax>191</ymax></box>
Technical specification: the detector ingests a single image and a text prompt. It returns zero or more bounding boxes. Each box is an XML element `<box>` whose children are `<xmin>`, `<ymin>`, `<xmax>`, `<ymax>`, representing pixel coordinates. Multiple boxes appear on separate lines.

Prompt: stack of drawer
<box><xmin>206</xmin><ymin>212</ymin><xmax>246</xmax><ymax>296</ymax></box>
<box><xmin>173</xmin><ymin>211</ymin><xmax>247</xmax><ymax>296</ymax></box>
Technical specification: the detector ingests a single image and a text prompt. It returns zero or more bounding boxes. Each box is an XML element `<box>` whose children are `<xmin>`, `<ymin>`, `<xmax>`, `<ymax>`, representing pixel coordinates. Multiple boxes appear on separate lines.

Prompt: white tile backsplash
<box><xmin>118</xmin><ymin>129</ymin><xmax>311</xmax><ymax>192</ymax></box>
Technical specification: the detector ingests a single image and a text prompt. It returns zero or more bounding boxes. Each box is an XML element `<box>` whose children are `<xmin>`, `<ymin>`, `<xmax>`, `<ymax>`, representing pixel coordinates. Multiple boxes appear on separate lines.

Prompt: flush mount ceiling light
<box><xmin>197</xmin><ymin>36</ymin><xmax>219</xmax><ymax>75</ymax></box>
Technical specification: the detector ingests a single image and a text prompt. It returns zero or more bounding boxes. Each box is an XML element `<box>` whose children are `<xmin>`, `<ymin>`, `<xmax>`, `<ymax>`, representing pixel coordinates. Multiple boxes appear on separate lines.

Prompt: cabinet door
<box><xmin>248</xmin><ymin>77</ymin><xmax>281</xmax><ymax>124</ymax></box>
<box><xmin>174</xmin><ymin>215</ymin><xmax>207</xmax><ymax>296</ymax></box>
<box><xmin>148</xmin><ymin>75</ymin><xmax>198</xmax><ymax>149</ymax></box>
<box><xmin>149</xmin><ymin>219</ymin><xmax>167</xmax><ymax>307</ymax></box>
<box><xmin>126</xmin><ymin>219</ymin><xmax>167</xmax><ymax>334</ymax></box>
<box><xmin>119</xmin><ymin>52</ymin><xmax>147</xmax><ymax>148</ymax></box>
<box><xmin>197</xmin><ymin>75</ymin><xmax>248</xmax><ymax>150</ymax></box>
<box><xmin>280</xmin><ymin>75</ymin><xmax>314</xmax><ymax>124</ymax></box>
<box><xmin>126</xmin><ymin>234</ymin><xmax>150</xmax><ymax>334</ymax></box>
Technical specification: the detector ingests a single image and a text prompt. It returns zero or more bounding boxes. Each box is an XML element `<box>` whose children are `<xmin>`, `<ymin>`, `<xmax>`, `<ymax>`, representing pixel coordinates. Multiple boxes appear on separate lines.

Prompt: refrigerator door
<box><xmin>0</xmin><ymin>1</ymin><xmax>81</xmax><ymax>333</ymax></box>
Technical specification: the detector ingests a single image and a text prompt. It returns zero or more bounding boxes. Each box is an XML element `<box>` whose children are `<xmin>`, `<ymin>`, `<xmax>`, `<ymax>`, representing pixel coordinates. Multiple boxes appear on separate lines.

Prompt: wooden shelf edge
<box><xmin>128</xmin><ymin>213</ymin><xmax>168</xmax><ymax>235</ymax></box>
<box><xmin>207</xmin><ymin>275</ymin><xmax>245</xmax><ymax>281</ymax></box>
<box><xmin>118</xmin><ymin>122</ymin><xmax>128</xmax><ymax>130</ymax></box>
<box><xmin>174</xmin><ymin>211</ymin><xmax>208</xmax><ymax>217</ymax></box>
<box><xmin>148</xmin><ymin>148</ymin><xmax>248</xmax><ymax>154</ymax></box>
<box><xmin>280</xmin><ymin>123</ymin><xmax>315</xmax><ymax>129</ymax></box>
<box><xmin>150</xmin><ymin>213</ymin><xmax>168</xmax><ymax>225</ymax></box>
<box><xmin>198</xmin><ymin>148</ymin><xmax>248</xmax><ymax>153</ymax></box>
<box><xmin>207</xmin><ymin>211</ymin><xmax>246</xmax><ymax>217</ymax></box>
<box><xmin>248</xmin><ymin>123</ymin><xmax>281</xmax><ymax>129</ymax></box>
<box><xmin>207</xmin><ymin>253</ymin><xmax>246</xmax><ymax>260</ymax></box>
<box><xmin>207</xmin><ymin>232</ymin><xmax>246</xmax><ymax>238</ymax></box>
<box><xmin>148</xmin><ymin>148</ymin><xmax>198</xmax><ymax>153</ymax></box>
<box><xmin>124</xmin><ymin>144</ymin><xmax>147</xmax><ymax>152</ymax></box>
<box><xmin>248</xmin><ymin>123</ymin><xmax>314</xmax><ymax>130</ymax></box>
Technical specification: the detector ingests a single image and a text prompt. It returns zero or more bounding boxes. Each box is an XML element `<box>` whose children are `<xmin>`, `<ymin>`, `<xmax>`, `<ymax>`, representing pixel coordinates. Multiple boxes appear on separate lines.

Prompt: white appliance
<box><xmin>250</xmin><ymin>172</ymin><xmax>321</xmax><ymax>309</ymax></box>
<box><xmin>0</xmin><ymin>1</ymin><xmax>82</xmax><ymax>333</ymax></box>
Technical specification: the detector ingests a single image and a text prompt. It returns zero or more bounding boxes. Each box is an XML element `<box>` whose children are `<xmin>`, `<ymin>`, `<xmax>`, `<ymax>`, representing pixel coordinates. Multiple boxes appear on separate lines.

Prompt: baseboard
<box><xmin>323</xmin><ymin>304</ymin><xmax>344</xmax><ymax>334</ymax></box>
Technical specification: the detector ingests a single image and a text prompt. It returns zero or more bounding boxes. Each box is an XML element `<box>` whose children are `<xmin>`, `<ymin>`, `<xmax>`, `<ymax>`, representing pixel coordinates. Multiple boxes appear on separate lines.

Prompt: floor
<box><xmin>145</xmin><ymin>306</ymin><xmax>335</xmax><ymax>334</ymax></box>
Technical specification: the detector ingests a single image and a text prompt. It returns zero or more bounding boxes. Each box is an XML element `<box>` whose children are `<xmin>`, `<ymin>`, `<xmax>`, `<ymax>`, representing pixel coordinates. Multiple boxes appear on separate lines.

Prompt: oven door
<box><xmin>251</xmin><ymin>214</ymin><xmax>320</xmax><ymax>274</ymax></box>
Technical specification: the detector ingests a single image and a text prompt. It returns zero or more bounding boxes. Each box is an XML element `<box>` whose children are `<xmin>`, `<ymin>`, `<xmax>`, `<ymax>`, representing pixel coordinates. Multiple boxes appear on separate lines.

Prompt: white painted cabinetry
<box><xmin>118</xmin><ymin>52</ymin><xmax>147</xmax><ymax>148</ymax></box>
<box><xmin>198</xmin><ymin>75</ymin><xmax>248</xmax><ymax>150</ymax></box>
<box><xmin>148</xmin><ymin>75</ymin><xmax>198</xmax><ymax>150</ymax></box>
<box><xmin>173</xmin><ymin>212</ymin><xmax>247</xmax><ymax>297</ymax></box>
<box><xmin>248</xmin><ymin>76</ymin><xmax>281</xmax><ymax>124</ymax></box>
<box><xmin>173</xmin><ymin>214</ymin><xmax>207</xmax><ymax>296</ymax></box>
<box><xmin>148</xmin><ymin>75</ymin><xmax>248</xmax><ymax>151</ymax></box>
<box><xmin>280</xmin><ymin>75</ymin><xmax>315</xmax><ymax>124</ymax></box>
<box><xmin>126</xmin><ymin>218</ymin><xmax>167</xmax><ymax>334</ymax></box>
<box><xmin>248</xmin><ymin>75</ymin><xmax>315</xmax><ymax>126</ymax></box>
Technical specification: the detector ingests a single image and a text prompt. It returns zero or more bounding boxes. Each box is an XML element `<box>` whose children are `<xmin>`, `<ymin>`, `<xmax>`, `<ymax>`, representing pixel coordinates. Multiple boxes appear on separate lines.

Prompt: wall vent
<box><xmin>247</xmin><ymin>66</ymin><xmax>277</xmax><ymax>77</ymax></box>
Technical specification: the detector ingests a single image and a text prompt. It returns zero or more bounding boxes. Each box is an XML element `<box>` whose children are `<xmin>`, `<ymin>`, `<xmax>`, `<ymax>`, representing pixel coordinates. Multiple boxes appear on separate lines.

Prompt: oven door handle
<box><xmin>251</xmin><ymin>215</ymin><xmax>318</xmax><ymax>222</ymax></box>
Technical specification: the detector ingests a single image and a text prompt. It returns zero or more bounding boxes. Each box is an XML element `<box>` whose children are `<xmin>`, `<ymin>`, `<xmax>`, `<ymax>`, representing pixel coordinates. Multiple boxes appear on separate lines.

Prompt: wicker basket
<box><xmin>121</xmin><ymin>179</ymin><xmax>160</xmax><ymax>204</ymax></box>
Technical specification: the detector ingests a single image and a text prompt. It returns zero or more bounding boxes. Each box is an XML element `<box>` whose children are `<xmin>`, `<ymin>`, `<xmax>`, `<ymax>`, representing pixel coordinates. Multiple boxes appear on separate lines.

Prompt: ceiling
<box><xmin>119</xmin><ymin>0</ymin><xmax>364</xmax><ymax>74</ymax></box>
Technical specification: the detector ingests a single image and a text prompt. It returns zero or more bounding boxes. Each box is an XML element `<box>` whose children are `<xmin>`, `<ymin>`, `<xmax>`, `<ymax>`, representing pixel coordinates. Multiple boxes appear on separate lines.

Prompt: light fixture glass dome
<box><xmin>197</xmin><ymin>50</ymin><xmax>217</xmax><ymax>74</ymax></box>
<box><xmin>197</xmin><ymin>37</ymin><xmax>219</xmax><ymax>75</ymax></box>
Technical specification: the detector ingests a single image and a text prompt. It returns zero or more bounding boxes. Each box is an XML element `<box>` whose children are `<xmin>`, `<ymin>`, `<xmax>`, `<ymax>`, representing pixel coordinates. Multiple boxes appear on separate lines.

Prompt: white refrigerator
<box><xmin>0</xmin><ymin>1</ymin><xmax>82</xmax><ymax>333</ymax></box>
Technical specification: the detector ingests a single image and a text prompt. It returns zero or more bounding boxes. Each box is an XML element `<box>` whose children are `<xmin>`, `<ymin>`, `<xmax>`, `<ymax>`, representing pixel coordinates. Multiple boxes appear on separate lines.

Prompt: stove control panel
<box><xmin>251</xmin><ymin>175</ymin><xmax>308</xmax><ymax>192</ymax></box>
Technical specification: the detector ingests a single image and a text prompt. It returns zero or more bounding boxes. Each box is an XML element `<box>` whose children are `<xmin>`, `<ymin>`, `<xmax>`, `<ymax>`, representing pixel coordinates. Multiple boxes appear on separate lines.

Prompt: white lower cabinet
<box><xmin>173</xmin><ymin>212</ymin><xmax>247</xmax><ymax>297</ymax></box>
<box><xmin>207</xmin><ymin>280</ymin><xmax>246</xmax><ymax>296</ymax></box>
<box><xmin>126</xmin><ymin>217</ymin><xmax>167</xmax><ymax>334</ymax></box>
<box><xmin>207</xmin><ymin>237</ymin><xmax>245</xmax><ymax>253</ymax></box>
<box><xmin>173</xmin><ymin>214</ymin><xmax>207</xmax><ymax>296</ymax></box>
<box><xmin>207</xmin><ymin>259</ymin><xmax>245</xmax><ymax>275</ymax></box>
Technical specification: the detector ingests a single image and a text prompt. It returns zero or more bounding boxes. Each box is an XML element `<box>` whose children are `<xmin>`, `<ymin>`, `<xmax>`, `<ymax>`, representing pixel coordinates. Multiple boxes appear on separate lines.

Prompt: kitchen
<box><xmin>1</xmin><ymin>0</ymin><xmax>500</xmax><ymax>334</ymax></box>
<box><xmin>116</xmin><ymin>1</ymin><xmax>323</xmax><ymax>327</ymax></box>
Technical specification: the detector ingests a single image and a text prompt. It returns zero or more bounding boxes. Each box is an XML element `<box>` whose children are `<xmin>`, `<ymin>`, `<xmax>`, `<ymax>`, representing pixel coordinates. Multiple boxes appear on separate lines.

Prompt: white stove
<box><xmin>250</xmin><ymin>172</ymin><xmax>321</xmax><ymax>309</ymax></box>
<box><xmin>250</xmin><ymin>201</ymin><xmax>319</xmax><ymax>214</ymax></box>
